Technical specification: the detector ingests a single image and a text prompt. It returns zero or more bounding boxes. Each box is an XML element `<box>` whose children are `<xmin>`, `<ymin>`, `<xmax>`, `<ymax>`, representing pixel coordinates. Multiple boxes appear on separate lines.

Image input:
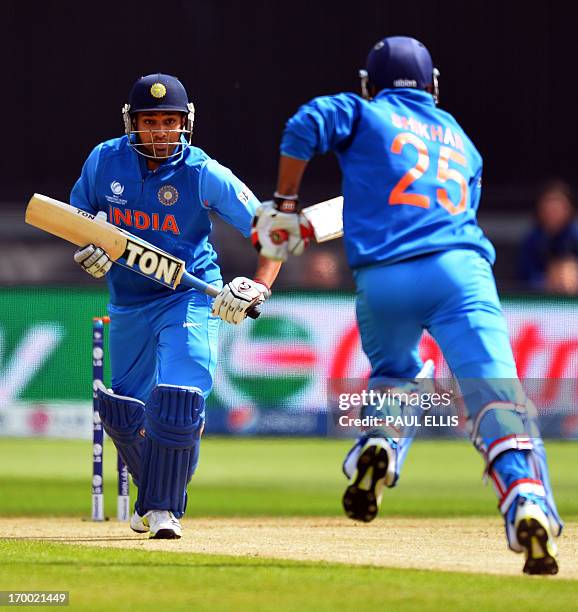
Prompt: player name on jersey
<box><xmin>390</xmin><ymin>112</ymin><xmax>465</xmax><ymax>152</ymax></box>
<box><xmin>108</xmin><ymin>205</ymin><xmax>181</xmax><ymax>235</ymax></box>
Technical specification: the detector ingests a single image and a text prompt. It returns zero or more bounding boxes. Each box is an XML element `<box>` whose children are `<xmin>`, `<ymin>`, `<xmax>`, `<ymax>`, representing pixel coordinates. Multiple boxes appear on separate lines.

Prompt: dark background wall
<box><xmin>2</xmin><ymin>0</ymin><xmax>576</xmax><ymax>208</ymax></box>
<box><xmin>1</xmin><ymin>0</ymin><xmax>576</xmax><ymax>289</ymax></box>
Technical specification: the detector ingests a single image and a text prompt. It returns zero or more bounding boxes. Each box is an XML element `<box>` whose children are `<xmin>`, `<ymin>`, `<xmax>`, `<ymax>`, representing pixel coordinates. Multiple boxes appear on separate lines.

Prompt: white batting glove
<box><xmin>211</xmin><ymin>277</ymin><xmax>270</xmax><ymax>325</ymax></box>
<box><xmin>251</xmin><ymin>202</ymin><xmax>312</xmax><ymax>261</ymax></box>
<box><xmin>74</xmin><ymin>244</ymin><xmax>112</xmax><ymax>278</ymax></box>
<box><xmin>74</xmin><ymin>212</ymin><xmax>112</xmax><ymax>278</ymax></box>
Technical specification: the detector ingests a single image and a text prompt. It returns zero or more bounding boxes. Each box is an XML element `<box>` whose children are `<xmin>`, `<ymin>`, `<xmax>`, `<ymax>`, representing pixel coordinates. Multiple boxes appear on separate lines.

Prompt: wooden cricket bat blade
<box><xmin>302</xmin><ymin>196</ymin><xmax>344</xmax><ymax>242</ymax></box>
<box><xmin>26</xmin><ymin>193</ymin><xmax>128</xmax><ymax>259</ymax></box>
<box><xmin>25</xmin><ymin>193</ymin><xmax>185</xmax><ymax>287</ymax></box>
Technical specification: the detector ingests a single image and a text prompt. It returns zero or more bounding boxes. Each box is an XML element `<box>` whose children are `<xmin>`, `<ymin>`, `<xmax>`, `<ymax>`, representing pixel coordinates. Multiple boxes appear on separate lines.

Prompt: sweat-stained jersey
<box><xmin>71</xmin><ymin>136</ymin><xmax>259</xmax><ymax>306</ymax></box>
<box><xmin>281</xmin><ymin>89</ymin><xmax>495</xmax><ymax>269</ymax></box>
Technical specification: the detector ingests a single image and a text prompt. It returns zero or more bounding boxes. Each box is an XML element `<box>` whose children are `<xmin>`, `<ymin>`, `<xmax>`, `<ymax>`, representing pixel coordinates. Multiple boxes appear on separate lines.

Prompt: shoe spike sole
<box><xmin>342</xmin><ymin>445</ymin><xmax>388</xmax><ymax>523</ymax></box>
<box><xmin>517</xmin><ymin>517</ymin><xmax>558</xmax><ymax>575</ymax></box>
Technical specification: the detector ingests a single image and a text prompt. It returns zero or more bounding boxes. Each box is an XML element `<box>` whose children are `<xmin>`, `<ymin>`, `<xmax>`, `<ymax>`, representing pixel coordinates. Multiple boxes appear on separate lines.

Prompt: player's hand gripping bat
<box><xmin>25</xmin><ymin>193</ymin><xmax>261</xmax><ymax>319</ymax></box>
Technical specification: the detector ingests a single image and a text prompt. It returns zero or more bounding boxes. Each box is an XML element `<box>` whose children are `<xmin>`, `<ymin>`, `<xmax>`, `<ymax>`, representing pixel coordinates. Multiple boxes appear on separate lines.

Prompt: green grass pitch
<box><xmin>0</xmin><ymin>438</ymin><xmax>576</xmax><ymax>610</ymax></box>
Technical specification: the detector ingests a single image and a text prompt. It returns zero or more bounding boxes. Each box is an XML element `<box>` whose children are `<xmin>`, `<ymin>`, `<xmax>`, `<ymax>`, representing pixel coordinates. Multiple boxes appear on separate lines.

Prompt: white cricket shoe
<box><xmin>515</xmin><ymin>500</ymin><xmax>558</xmax><ymax>575</ymax></box>
<box><xmin>130</xmin><ymin>510</ymin><xmax>149</xmax><ymax>534</ymax></box>
<box><xmin>144</xmin><ymin>510</ymin><xmax>183</xmax><ymax>539</ymax></box>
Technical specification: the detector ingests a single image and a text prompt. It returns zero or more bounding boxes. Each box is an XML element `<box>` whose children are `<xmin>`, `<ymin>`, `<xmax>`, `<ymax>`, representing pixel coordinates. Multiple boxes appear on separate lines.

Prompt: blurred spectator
<box><xmin>545</xmin><ymin>255</ymin><xmax>578</xmax><ymax>295</ymax></box>
<box><xmin>518</xmin><ymin>180</ymin><xmax>578</xmax><ymax>290</ymax></box>
<box><xmin>301</xmin><ymin>250</ymin><xmax>342</xmax><ymax>288</ymax></box>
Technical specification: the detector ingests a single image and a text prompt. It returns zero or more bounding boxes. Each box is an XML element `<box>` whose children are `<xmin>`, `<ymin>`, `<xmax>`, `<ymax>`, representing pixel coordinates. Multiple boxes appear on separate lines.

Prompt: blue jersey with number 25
<box><xmin>281</xmin><ymin>89</ymin><xmax>495</xmax><ymax>269</ymax></box>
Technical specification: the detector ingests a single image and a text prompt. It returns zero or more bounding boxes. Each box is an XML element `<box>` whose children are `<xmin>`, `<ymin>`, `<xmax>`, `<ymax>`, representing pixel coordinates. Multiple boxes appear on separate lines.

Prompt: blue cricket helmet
<box><xmin>122</xmin><ymin>73</ymin><xmax>195</xmax><ymax>160</ymax></box>
<box><xmin>360</xmin><ymin>36</ymin><xmax>439</xmax><ymax>102</ymax></box>
<box><xmin>127</xmin><ymin>73</ymin><xmax>190</xmax><ymax>113</ymax></box>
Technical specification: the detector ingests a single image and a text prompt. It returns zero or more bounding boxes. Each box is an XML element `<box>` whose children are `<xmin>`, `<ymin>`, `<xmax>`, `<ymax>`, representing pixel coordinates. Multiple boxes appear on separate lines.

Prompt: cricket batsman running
<box><xmin>251</xmin><ymin>36</ymin><xmax>562</xmax><ymax>574</ymax></box>
<box><xmin>71</xmin><ymin>73</ymin><xmax>281</xmax><ymax>538</ymax></box>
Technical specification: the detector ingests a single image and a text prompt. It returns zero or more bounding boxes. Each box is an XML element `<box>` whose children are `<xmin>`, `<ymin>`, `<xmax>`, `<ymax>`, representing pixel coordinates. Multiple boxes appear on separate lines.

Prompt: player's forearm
<box><xmin>276</xmin><ymin>155</ymin><xmax>308</xmax><ymax>196</ymax></box>
<box><xmin>254</xmin><ymin>255</ymin><xmax>283</xmax><ymax>288</ymax></box>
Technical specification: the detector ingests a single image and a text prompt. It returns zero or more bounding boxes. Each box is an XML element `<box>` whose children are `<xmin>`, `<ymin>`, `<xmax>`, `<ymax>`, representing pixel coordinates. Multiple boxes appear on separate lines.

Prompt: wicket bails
<box><xmin>92</xmin><ymin>316</ymin><xmax>130</xmax><ymax>521</ymax></box>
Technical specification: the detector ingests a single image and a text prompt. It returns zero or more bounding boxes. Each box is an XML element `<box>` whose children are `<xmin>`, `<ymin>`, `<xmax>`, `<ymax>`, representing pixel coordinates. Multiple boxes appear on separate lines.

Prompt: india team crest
<box><xmin>150</xmin><ymin>83</ymin><xmax>167</xmax><ymax>98</ymax></box>
<box><xmin>158</xmin><ymin>185</ymin><xmax>179</xmax><ymax>206</ymax></box>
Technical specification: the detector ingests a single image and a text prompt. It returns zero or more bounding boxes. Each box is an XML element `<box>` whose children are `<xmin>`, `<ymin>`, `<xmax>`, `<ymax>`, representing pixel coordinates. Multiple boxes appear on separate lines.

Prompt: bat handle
<box><xmin>181</xmin><ymin>271</ymin><xmax>261</xmax><ymax>319</ymax></box>
<box><xmin>246</xmin><ymin>304</ymin><xmax>262</xmax><ymax>320</ymax></box>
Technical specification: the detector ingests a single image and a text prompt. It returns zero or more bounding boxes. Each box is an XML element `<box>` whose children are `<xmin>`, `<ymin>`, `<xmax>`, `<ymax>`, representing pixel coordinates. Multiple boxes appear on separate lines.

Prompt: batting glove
<box><xmin>74</xmin><ymin>243</ymin><xmax>112</xmax><ymax>278</ymax></box>
<box><xmin>211</xmin><ymin>277</ymin><xmax>270</xmax><ymax>325</ymax></box>
<box><xmin>73</xmin><ymin>211</ymin><xmax>112</xmax><ymax>279</ymax></box>
<box><xmin>251</xmin><ymin>201</ymin><xmax>313</xmax><ymax>261</ymax></box>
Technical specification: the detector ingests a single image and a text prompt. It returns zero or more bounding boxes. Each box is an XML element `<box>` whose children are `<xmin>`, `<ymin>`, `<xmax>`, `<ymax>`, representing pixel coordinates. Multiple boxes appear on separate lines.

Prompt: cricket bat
<box><xmin>302</xmin><ymin>196</ymin><xmax>343</xmax><ymax>242</ymax></box>
<box><xmin>25</xmin><ymin>193</ymin><xmax>261</xmax><ymax>318</ymax></box>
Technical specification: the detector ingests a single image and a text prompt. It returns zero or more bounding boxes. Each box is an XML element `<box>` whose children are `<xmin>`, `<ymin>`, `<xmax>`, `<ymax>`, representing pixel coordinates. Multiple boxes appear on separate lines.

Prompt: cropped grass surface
<box><xmin>0</xmin><ymin>541</ymin><xmax>576</xmax><ymax>611</ymax></box>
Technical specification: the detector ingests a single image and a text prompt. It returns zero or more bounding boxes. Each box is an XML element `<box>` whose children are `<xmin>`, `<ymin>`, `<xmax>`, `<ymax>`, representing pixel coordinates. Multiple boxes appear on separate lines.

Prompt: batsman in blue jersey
<box><xmin>252</xmin><ymin>37</ymin><xmax>562</xmax><ymax>574</ymax></box>
<box><xmin>71</xmin><ymin>73</ymin><xmax>282</xmax><ymax>538</ymax></box>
